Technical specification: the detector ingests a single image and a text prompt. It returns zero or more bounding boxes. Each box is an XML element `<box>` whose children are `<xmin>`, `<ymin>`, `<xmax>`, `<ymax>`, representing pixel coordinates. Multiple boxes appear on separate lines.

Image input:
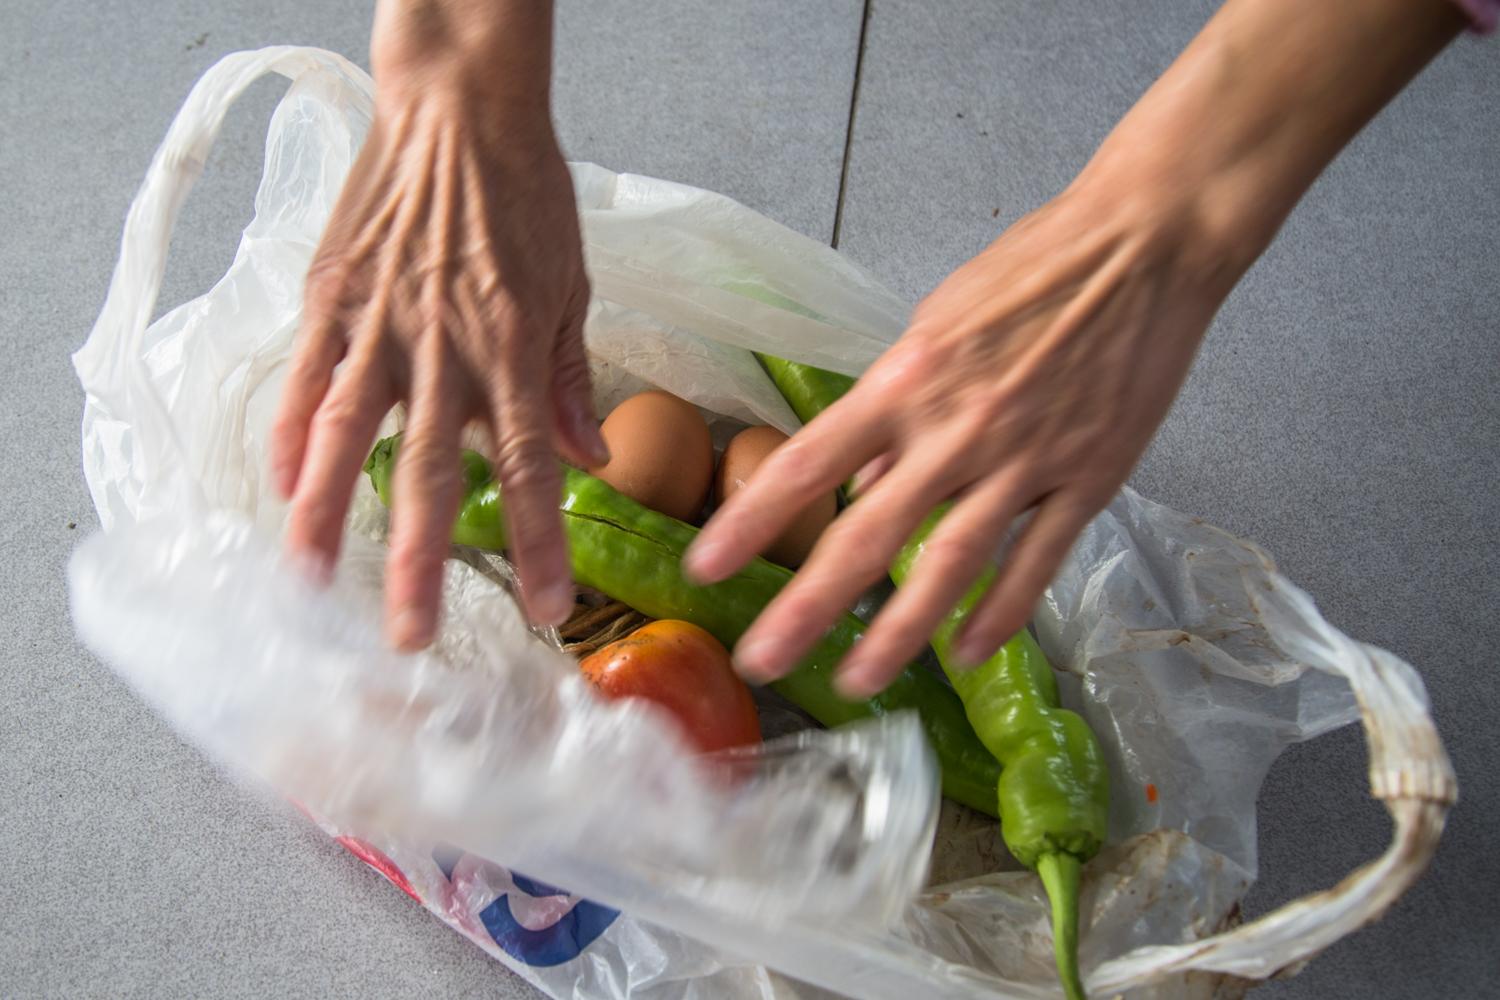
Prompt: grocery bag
<box><xmin>70</xmin><ymin>48</ymin><xmax>1455</xmax><ymax>1000</ymax></box>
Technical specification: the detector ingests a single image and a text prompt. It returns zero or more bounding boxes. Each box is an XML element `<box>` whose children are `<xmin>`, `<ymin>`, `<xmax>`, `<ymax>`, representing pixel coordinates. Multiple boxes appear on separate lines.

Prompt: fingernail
<box><xmin>288</xmin><ymin>548</ymin><xmax>333</xmax><ymax>587</ymax></box>
<box><xmin>391</xmin><ymin>606</ymin><xmax>435</xmax><ymax>651</ymax></box>
<box><xmin>586</xmin><ymin>440</ymin><xmax>610</xmax><ymax>469</ymax></box>
<box><xmin>531</xmin><ymin>581</ymin><xmax>575</xmax><ymax>626</ymax></box>
<box><xmin>682</xmin><ymin>538</ymin><xmax>728</xmax><ymax>585</ymax></box>
<box><xmin>952</xmin><ymin>631</ymin><xmax>992</xmax><ymax>669</ymax></box>
<box><xmin>834</xmin><ymin>668</ymin><xmax>881</xmax><ymax>700</ymax></box>
<box><xmin>733</xmin><ymin>634</ymin><xmax>787</xmax><ymax>681</ymax></box>
<box><xmin>571</xmin><ymin>406</ymin><xmax>610</xmax><ymax>468</ymax></box>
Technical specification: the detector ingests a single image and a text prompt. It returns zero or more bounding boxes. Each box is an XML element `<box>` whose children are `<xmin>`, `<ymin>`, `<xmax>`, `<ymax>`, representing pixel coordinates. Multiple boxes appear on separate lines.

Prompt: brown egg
<box><xmin>589</xmin><ymin>390</ymin><xmax>713</xmax><ymax>522</ymax></box>
<box><xmin>715</xmin><ymin>426</ymin><xmax>837</xmax><ymax>568</ymax></box>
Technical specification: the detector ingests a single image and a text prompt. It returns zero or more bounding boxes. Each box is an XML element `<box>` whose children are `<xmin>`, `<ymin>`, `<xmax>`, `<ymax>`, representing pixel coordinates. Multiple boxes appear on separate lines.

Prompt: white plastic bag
<box><xmin>70</xmin><ymin>48</ymin><xmax>1456</xmax><ymax>1000</ymax></box>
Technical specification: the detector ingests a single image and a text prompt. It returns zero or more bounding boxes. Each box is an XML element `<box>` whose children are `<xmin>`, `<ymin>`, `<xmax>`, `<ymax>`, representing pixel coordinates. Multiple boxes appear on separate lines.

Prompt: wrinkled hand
<box><xmin>274</xmin><ymin>6</ymin><xmax>602</xmax><ymax>648</ymax></box>
<box><xmin>686</xmin><ymin>177</ymin><xmax>1244</xmax><ymax>697</ymax></box>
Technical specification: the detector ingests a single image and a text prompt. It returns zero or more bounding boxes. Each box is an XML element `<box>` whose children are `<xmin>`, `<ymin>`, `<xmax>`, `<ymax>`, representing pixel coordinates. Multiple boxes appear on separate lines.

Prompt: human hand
<box><xmin>685</xmin><ymin>174</ymin><xmax>1242</xmax><ymax>696</ymax></box>
<box><xmin>273</xmin><ymin>0</ymin><xmax>601</xmax><ymax>648</ymax></box>
<box><xmin>683</xmin><ymin>0</ymin><xmax>1462</xmax><ymax>700</ymax></box>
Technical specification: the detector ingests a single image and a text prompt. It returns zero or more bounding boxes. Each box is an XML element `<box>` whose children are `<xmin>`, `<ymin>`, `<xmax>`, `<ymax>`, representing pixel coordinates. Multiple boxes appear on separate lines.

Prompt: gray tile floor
<box><xmin>2</xmin><ymin>1</ymin><xmax>1495</xmax><ymax>998</ymax></box>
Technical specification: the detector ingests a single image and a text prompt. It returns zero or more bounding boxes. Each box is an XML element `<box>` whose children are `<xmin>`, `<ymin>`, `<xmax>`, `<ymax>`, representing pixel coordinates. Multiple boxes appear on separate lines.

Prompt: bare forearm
<box><xmin>1084</xmin><ymin>0</ymin><xmax>1465</xmax><ymax>270</ymax></box>
<box><xmin>372</xmin><ymin>0</ymin><xmax>557</xmax><ymax>118</ymax></box>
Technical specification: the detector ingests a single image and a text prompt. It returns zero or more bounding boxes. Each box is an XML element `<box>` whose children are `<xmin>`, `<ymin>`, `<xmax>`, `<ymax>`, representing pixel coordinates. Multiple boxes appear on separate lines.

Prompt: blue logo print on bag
<box><xmin>477</xmin><ymin>871</ymin><xmax>620</xmax><ymax>967</ymax></box>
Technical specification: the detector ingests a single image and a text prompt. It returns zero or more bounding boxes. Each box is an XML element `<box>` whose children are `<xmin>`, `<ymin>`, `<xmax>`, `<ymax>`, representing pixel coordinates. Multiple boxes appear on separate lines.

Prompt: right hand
<box><xmin>273</xmin><ymin>0</ymin><xmax>602</xmax><ymax>649</ymax></box>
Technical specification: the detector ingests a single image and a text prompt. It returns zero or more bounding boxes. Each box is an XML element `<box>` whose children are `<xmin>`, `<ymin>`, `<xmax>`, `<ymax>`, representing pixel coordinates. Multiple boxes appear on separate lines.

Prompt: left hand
<box><xmin>684</xmin><ymin>169</ymin><xmax>1245</xmax><ymax>697</ymax></box>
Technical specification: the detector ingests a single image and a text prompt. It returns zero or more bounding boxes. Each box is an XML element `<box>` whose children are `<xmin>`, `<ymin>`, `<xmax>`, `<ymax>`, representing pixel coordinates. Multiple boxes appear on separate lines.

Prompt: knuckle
<box><xmin>769</xmin><ymin>437</ymin><xmax>831</xmax><ymax>496</ymax></box>
<box><xmin>396</xmin><ymin>441</ymin><xmax>456</xmax><ymax>492</ymax></box>
<box><xmin>1051</xmin><ymin>425</ymin><xmax>1105</xmax><ymax>466</ymax></box>
<box><xmin>958</xmin><ymin>402</ymin><xmax>1008</xmax><ymax>445</ymax></box>
<box><xmin>907</xmin><ymin>297</ymin><xmax>941</xmax><ymax>330</ymax></box>
<box><xmin>303</xmin><ymin>258</ymin><xmax>354</xmax><ymax>312</ymax></box>
<box><xmin>287</xmin><ymin>347</ymin><xmax>322</xmax><ymax>381</ymax></box>
<box><xmin>311</xmin><ymin>393</ymin><xmax>370</xmax><ymax>441</ymax></box>
<box><xmin>481</xmin><ymin>354</ymin><xmax>537</xmax><ymax>403</ymax></box>
<box><xmin>919</xmin><ymin>533</ymin><xmax>985</xmax><ymax>573</ymax></box>
<box><xmin>865</xmin><ymin>601</ymin><xmax>921</xmax><ymax>644</ymax></box>
<box><xmin>994</xmin><ymin>558</ymin><xmax>1043</xmax><ymax>606</ymax></box>
<box><xmin>486</xmin><ymin>293</ymin><xmax>539</xmax><ymax>342</ymax></box>
<box><xmin>872</xmin><ymin>615</ymin><xmax>932</xmax><ymax>661</ymax></box>
<box><xmin>1028</xmin><ymin>523</ymin><xmax>1077</xmax><ymax>568</ymax></box>
<box><xmin>1064</xmin><ymin>487</ymin><xmax>1110</xmax><ymax>520</ymax></box>
<box><xmin>879</xmin><ymin>337</ymin><xmax>945</xmax><ymax>396</ymax></box>
<box><xmin>286</xmin><ymin>344</ymin><xmax>335</xmax><ymax>388</ymax></box>
<box><xmin>292</xmin><ymin>493</ymin><xmax>346</xmax><ymax>537</ymax></box>
<box><xmin>478</xmin><ymin>365</ymin><xmax>511</xmax><ymax>405</ymax></box>
<box><xmin>876</xmin><ymin>509</ymin><xmax>930</xmax><ymax>554</ymax></box>
<box><xmin>766</xmin><ymin>595</ymin><xmax>835</xmax><ymax>644</ymax></box>
<box><xmin>991</xmin><ymin>607</ymin><xmax>1029</xmax><ymax>645</ymax></box>
<box><xmin>390</xmin><ymin>530</ymin><xmax>447</xmax><ymax>578</ymax></box>
<box><xmin>970</xmin><ymin>404</ymin><xmax>1018</xmax><ymax>446</ymax></box>
<box><xmin>821</xmin><ymin>525</ymin><xmax>891</xmax><ymax>581</ymax></box>
<box><xmin>270</xmin><ymin>406</ymin><xmax>302</xmax><ymax>442</ymax></box>
<box><xmin>493</xmin><ymin>434</ymin><xmax>558</xmax><ymax>492</ymax></box>
<box><xmin>969</xmin><ymin>598</ymin><xmax>1021</xmax><ymax>644</ymax></box>
<box><xmin>415</xmin><ymin>297</ymin><xmax>457</xmax><ymax>345</ymax></box>
<box><xmin>468</xmin><ymin>266</ymin><xmax>505</xmax><ymax>306</ymax></box>
<box><xmin>551</xmin><ymin>351</ymin><xmax>592</xmax><ymax>393</ymax></box>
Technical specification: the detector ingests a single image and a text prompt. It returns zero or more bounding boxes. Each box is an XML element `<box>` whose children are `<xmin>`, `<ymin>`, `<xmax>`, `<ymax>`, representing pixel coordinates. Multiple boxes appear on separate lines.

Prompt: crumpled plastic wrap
<box><xmin>69</xmin><ymin>47</ymin><xmax>1455</xmax><ymax>1000</ymax></box>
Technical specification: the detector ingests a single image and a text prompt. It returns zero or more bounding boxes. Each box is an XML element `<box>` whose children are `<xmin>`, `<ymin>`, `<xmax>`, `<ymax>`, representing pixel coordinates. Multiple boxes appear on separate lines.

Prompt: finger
<box><xmin>284</xmin><ymin>345</ymin><xmax>395</xmax><ymax>579</ymax></box>
<box><xmin>684</xmin><ymin>387</ymin><xmax>892</xmax><ymax>584</ymax></box>
<box><xmin>273</xmin><ymin>127</ymin><xmax>410</xmax><ymax>500</ymax></box>
<box><xmin>849</xmin><ymin>452</ymin><xmax>897</xmax><ymax>499</ymax></box>
<box><xmin>384</xmin><ymin>334</ymin><xmax>466</xmax><ymax>651</ymax></box>
<box><xmin>953</xmin><ymin>490</ymin><xmax>1098</xmax><ymax>665</ymax></box>
<box><xmin>271</xmin><ymin>310</ymin><xmax>348</xmax><ymax>499</ymax></box>
<box><xmin>487</xmin><ymin>338</ymin><xmax>574</xmax><ymax>627</ymax></box>
<box><xmin>832</xmin><ymin>473</ymin><xmax>1028</xmax><ymax>697</ymax></box>
<box><xmin>731</xmin><ymin>452</ymin><xmax>965</xmax><ymax>684</ymax></box>
<box><xmin>548</xmin><ymin>289</ymin><xmax>608</xmax><ymax>468</ymax></box>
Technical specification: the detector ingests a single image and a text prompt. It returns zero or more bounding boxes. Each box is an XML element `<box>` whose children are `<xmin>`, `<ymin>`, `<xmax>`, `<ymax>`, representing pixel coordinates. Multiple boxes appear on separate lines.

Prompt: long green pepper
<box><xmin>364</xmin><ymin>436</ymin><xmax>1002</xmax><ymax>816</ymax></box>
<box><xmin>754</xmin><ymin>351</ymin><xmax>1109</xmax><ymax>1000</ymax></box>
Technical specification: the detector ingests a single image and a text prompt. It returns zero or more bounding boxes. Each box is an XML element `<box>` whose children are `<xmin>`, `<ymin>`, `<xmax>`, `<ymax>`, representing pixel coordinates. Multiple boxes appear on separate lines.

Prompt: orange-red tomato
<box><xmin>579</xmin><ymin>620</ymin><xmax>761</xmax><ymax>753</ymax></box>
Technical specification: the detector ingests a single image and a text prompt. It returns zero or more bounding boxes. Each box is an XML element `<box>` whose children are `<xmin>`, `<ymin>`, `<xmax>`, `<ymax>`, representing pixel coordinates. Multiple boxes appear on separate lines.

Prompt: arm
<box><xmin>1095</xmin><ymin>0</ymin><xmax>1467</xmax><ymax>269</ymax></box>
<box><xmin>274</xmin><ymin>0</ymin><xmax>604</xmax><ymax>645</ymax></box>
<box><xmin>686</xmin><ymin>0</ymin><xmax>1466</xmax><ymax>695</ymax></box>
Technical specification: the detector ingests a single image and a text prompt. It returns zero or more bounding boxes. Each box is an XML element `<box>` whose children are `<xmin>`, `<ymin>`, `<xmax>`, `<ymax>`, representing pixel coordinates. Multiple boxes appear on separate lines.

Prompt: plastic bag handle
<box><xmin>1090</xmin><ymin>588</ymin><xmax>1457</xmax><ymax>993</ymax></box>
<box><xmin>76</xmin><ymin>47</ymin><xmax>371</xmax><ymax>522</ymax></box>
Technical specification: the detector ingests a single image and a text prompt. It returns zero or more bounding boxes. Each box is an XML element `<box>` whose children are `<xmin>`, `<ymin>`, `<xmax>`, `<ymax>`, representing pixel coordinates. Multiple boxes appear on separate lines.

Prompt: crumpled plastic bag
<box><xmin>69</xmin><ymin>47</ymin><xmax>1456</xmax><ymax>1000</ymax></box>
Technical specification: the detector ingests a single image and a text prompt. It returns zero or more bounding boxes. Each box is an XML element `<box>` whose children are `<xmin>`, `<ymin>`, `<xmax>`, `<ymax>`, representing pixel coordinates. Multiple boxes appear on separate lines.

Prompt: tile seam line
<box><xmin>830</xmin><ymin>0</ymin><xmax>873</xmax><ymax>250</ymax></box>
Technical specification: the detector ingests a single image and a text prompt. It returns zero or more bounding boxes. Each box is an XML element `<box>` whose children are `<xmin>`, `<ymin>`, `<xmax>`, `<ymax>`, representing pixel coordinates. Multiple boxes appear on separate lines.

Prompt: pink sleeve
<box><xmin>1454</xmin><ymin>0</ymin><xmax>1499</xmax><ymax>33</ymax></box>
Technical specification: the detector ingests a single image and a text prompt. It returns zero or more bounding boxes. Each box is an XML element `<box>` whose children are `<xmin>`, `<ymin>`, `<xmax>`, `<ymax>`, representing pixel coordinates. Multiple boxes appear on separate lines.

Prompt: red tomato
<box><xmin>579</xmin><ymin>620</ymin><xmax>761</xmax><ymax>753</ymax></box>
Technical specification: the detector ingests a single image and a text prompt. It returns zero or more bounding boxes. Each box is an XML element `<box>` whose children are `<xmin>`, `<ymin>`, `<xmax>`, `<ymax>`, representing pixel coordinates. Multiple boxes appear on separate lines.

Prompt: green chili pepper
<box><xmin>365</xmin><ymin>436</ymin><xmax>1002</xmax><ymax>816</ymax></box>
<box><xmin>891</xmin><ymin>516</ymin><xmax>1106</xmax><ymax>1000</ymax></box>
<box><xmin>754</xmin><ymin>353</ymin><xmax>1109</xmax><ymax>1000</ymax></box>
<box><xmin>754</xmin><ymin>354</ymin><xmax>857</xmax><ymax>426</ymax></box>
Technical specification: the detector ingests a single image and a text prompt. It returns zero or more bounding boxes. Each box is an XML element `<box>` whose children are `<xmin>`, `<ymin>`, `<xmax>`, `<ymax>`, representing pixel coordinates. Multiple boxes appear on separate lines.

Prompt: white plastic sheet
<box><xmin>70</xmin><ymin>48</ymin><xmax>1455</xmax><ymax>1000</ymax></box>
